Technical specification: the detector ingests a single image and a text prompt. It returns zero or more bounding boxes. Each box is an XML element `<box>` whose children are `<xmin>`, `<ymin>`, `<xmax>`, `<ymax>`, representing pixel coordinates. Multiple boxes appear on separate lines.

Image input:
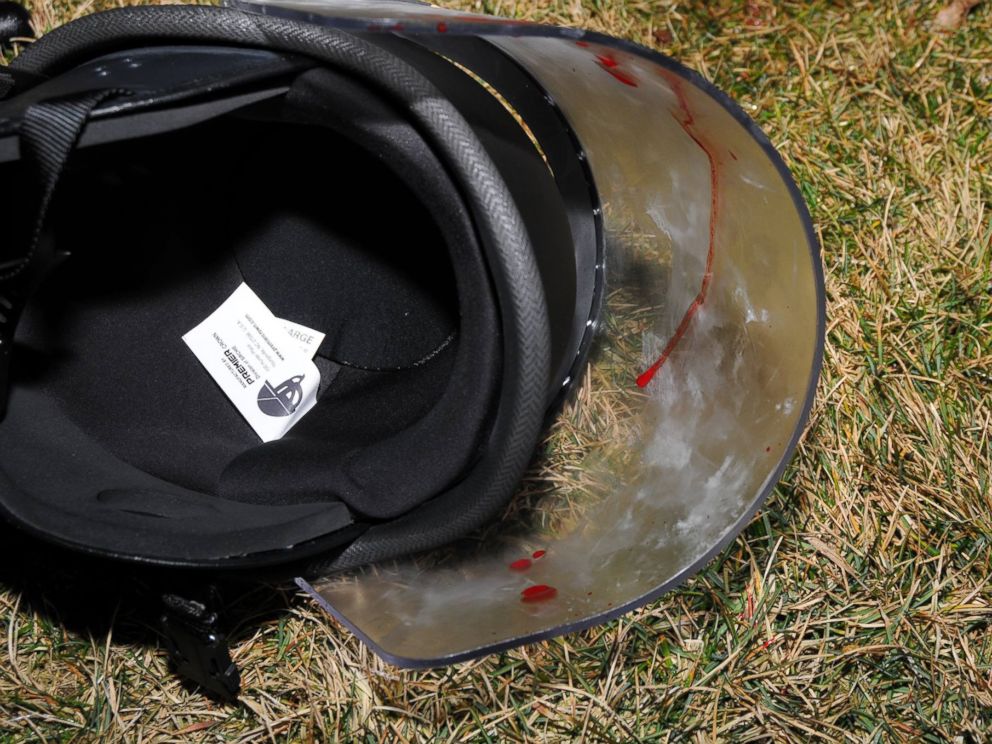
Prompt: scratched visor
<box><xmin>235</xmin><ymin>0</ymin><xmax>825</xmax><ymax>665</ymax></box>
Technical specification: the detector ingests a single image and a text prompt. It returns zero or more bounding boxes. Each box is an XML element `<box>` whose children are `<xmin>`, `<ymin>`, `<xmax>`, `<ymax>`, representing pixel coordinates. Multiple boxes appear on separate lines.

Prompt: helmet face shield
<box><xmin>237</xmin><ymin>0</ymin><xmax>825</xmax><ymax>665</ymax></box>
<box><xmin>0</xmin><ymin>0</ymin><xmax>823</xmax><ymax>678</ymax></box>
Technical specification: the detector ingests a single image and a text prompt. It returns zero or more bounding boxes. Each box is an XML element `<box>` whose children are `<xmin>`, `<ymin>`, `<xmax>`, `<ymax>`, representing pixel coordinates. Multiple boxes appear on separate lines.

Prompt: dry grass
<box><xmin>2</xmin><ymin>0</ymin><xmax>991</xmax><ymax>741</ymax></box>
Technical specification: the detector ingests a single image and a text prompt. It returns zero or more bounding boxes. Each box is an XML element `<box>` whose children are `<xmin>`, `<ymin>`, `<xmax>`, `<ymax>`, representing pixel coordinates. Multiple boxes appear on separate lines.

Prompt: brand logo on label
<box><xmin>224</xmin><ymin>348</ymin><xmax>256</xmax><ymax>385</ymax></box>
<box><xmin>257</xmin><ymin>375</ymin><xmax>305</xmax><ymax>417</ymax></box>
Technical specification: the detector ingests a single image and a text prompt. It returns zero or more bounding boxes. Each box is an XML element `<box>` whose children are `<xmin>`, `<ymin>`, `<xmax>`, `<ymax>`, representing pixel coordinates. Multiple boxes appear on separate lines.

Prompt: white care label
<box><xmin>280</xmin><ymin>318</ymin><xmax>325</xmax><ymax>359</ymax></box>
<box><xmin>183</xmin><ymin>283</ymin><xmax>323</xmax><ymax>442</ymax></box>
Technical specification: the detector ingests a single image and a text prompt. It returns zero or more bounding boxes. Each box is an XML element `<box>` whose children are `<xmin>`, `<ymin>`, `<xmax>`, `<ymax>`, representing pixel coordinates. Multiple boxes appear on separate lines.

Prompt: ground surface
<box><xmin>1</xmin><ymin>0</ymin><xmax>991</xmax><ymax>741</ymax></box>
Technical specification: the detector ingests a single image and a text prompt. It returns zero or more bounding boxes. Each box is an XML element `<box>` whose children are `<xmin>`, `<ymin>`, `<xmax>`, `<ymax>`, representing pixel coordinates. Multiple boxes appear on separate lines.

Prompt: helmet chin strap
<box><xmin>0</xmin><ymin>88</ymin><xmax>126</xmax><ymax>419</ymax></box>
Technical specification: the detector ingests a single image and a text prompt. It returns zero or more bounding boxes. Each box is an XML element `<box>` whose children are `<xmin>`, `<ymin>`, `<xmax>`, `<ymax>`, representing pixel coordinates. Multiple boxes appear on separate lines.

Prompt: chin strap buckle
<box><xmin>160</xmin><ymin>587</ymin><xmax>241</xmax><ymax>700</ymax></box>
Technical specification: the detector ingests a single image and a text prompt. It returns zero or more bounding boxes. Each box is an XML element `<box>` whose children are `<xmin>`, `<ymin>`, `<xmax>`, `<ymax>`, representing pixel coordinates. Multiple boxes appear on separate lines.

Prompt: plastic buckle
<box><xmin>160</xmin><ymin>589</ymin><xmax>241</xmax><ymax>700</ymax></box>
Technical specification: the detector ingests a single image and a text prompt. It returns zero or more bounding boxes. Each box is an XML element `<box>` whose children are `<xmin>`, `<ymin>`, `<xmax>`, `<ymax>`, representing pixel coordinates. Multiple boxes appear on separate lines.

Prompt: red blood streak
<box><xmin>436</xmin><ymin>21</ymin><xmax>448</xmax><ymax>32</ymax></box>
<box><xmin>575</xmin><ymin>40</ymin><xmax>590</xmax><ymax>47</ymax></box>
<box><xmin>606</xmin><ymin>68</ymin><xmax>638</xmax><ymax>87</ymax></box>
<box><xmin>532</xmin><ymin>550</ymin><xmax>546</xmax><ymax>559</ymax></box>
<box><xmin>597</xmin><ymin>53</ymin><xmax>620</xmax><ymax>68</ymax></box>
<box><xmin>509</xmin><ymin>558</ymin><xmax>531</xmax><ymax>571</ymax></box>
<box><xmin>595</xmin><ymin>53</ymin><xmax>639</xmax><ymax>87</ymax></box>
<box><xmin>521</xmin><ymin>584</ymin><xmax>557</xmax><ymax>602</ymax></box>
<box><xmin>636</xmin><ymin>71</ymin><xmax>719</xmax><ymax>388</ymax></box>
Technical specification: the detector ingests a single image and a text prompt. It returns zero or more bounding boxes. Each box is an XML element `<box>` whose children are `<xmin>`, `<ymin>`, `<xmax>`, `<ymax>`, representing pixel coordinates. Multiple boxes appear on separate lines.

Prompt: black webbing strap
<box><xmin>0</xmin><ymin>88</ymin><xmax>125</xmax><ymax>418</ymax></box>
<box><xmin>0</xmin><ymin>89</ymin><xmax>125</xmax><ymax>280</ymax></box>
<box><xmin>0</xmin><ymin>67</ymin><xmax>47</xmax><ymax>100</ymax></box>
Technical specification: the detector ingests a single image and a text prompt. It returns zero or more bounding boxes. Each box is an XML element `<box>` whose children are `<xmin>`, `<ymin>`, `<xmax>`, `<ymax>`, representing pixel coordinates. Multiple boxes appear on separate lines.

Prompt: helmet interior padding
<box><xmin>0</xmin><ymin>55</ymin><xmax>509</xmax><ymax>561</ymax></box>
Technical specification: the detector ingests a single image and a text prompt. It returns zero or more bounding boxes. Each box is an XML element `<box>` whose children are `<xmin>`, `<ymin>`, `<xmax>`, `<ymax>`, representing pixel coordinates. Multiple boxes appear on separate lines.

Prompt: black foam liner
<box><xmin>0</xmin><ymin>65</ymin><xmax>502</xmax><ymax>559</ymax></box>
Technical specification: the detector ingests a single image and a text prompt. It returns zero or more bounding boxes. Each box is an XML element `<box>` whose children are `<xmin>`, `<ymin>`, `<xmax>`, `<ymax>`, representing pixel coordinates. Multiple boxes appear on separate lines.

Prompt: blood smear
<box><xmin>595</xmin><ymin>54</ymin><xmax>639</xmax><ymax>87</ymax></box>
<box><xmin>637</xmin><ymin>71</ymin><xmax>718</xmax><ymax>388</ymax></box>
<box><xmin>521</xmin><ymin>584</ymin><xmax>557</xmax><ymax>602</ymax></box>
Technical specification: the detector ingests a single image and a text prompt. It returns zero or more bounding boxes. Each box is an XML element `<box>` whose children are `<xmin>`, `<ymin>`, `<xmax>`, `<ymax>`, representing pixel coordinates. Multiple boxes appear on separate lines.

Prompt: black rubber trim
<box><xmin>416</xmin><ymin>34</ymin><xmax>606</xmax><ymax>418</ymax></box>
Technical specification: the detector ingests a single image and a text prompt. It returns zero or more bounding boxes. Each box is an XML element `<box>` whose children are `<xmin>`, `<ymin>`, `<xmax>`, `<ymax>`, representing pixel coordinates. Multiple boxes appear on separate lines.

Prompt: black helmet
<box><xmin>0</xmin><ymin>2</ymin><xmax>823</xmax><ymax>697</ymax></box>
